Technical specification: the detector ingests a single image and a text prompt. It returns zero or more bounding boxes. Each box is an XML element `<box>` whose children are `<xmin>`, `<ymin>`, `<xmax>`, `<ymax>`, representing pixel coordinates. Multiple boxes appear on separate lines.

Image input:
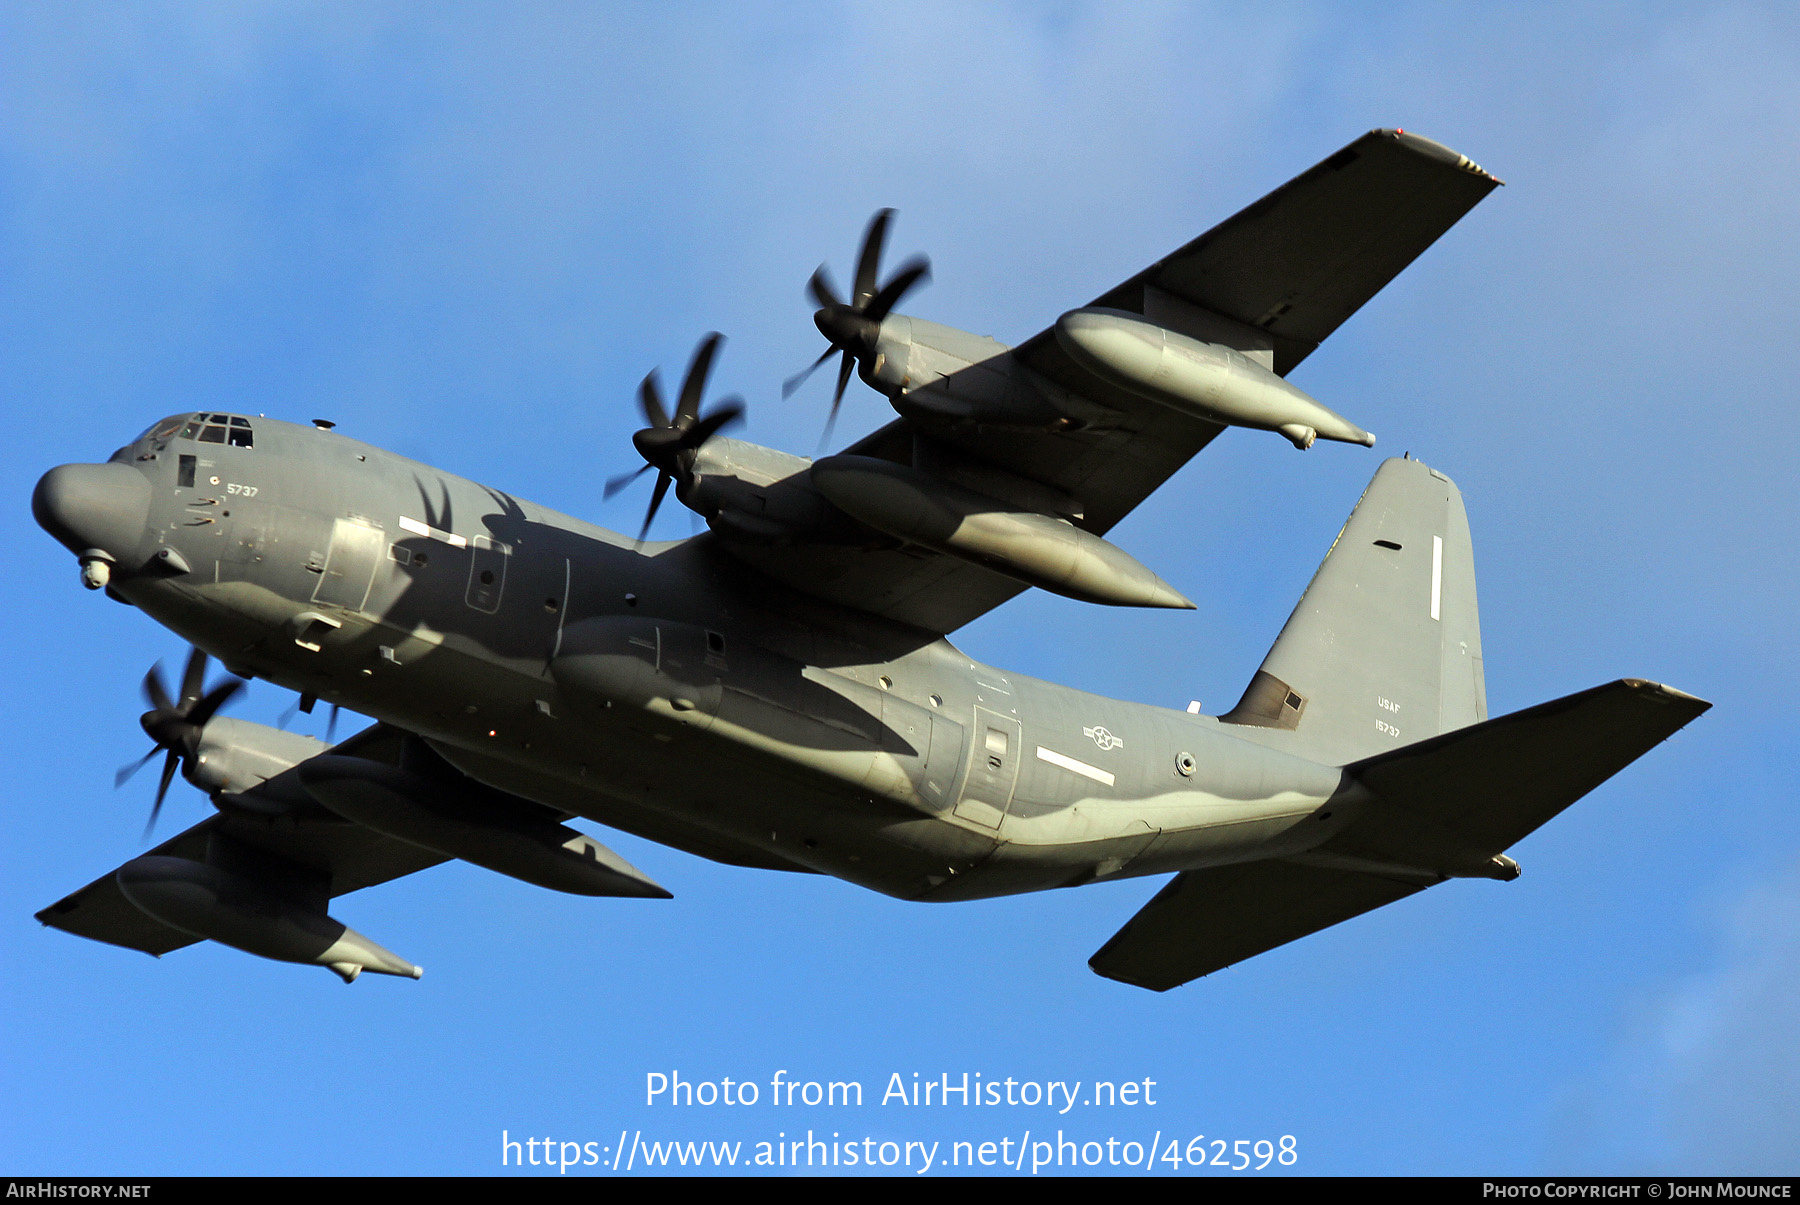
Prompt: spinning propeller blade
<box><xmin>609</xmin><ymin>333</ymin><xmax>745</xmax><ymax>545</ymax></box>
<box><xmin>786</xmin><ymin>209</ymin><xmax>930</xmax><ymax>451</ymax></box>
<box><xmin>116</xmin><ymin>647</ymin><xmax>243</xmax><ymax>840</ymax></box>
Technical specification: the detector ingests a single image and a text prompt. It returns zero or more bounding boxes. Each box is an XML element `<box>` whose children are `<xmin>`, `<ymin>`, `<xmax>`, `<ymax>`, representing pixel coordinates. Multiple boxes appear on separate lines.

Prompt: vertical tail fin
<box><xmin>1221</xmin><ymin>457</ymin><xmax>1485</xmax><ymax>766</ymax></box>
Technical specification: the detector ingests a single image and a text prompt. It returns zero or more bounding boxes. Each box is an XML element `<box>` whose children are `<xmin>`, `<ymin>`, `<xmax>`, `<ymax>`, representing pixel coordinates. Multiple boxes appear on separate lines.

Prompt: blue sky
<box><xmin>3</xmin><ymin>2</ymin><xmax>1796</xmax><ymax>1176</ymax></box>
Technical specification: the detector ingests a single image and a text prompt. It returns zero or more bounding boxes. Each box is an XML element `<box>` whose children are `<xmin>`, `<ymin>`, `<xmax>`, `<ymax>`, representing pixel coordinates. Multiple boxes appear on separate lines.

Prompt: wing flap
<box><xmin>1089</xmin><ymin>860</ymin><xmax>1428</xmax><ymax>991</ymax></box>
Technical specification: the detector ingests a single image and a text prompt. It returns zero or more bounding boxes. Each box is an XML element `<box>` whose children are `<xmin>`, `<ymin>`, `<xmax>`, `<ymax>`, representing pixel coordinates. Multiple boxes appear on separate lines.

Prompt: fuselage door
<box><xmin>954</xmin><ymin>707</ymin><xmax>1022</xmax><ymax>829</ymax></box>
<box><xmin>921</xmin><ymin>712</ymin><xmax>967</xmax><ymax>810</ymax></box>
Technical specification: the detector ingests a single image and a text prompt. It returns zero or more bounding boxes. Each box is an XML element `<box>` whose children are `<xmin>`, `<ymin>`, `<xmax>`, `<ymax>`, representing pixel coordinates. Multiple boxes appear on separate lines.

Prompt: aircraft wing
<box><xmin>35</xmin><ymin>724</ymin><xmax>447</xmax><ymax>958</ymax></box>
<box><xmin>1056</xmin><ymin>127</ymin><xmax>1504</xmax><ymax>376</ymax></box>
<box><xmin>724</xmin><ymin>130</ymin><xmax>1501</xmax><ymax>634</ymax></box>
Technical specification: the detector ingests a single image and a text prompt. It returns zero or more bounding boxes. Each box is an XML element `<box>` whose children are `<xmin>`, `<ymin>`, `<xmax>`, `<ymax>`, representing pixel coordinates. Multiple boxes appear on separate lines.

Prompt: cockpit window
<box><xmin>134</xmin><ymin>415</ymin><xmax>188</xmax><ymax>443</ymax></box>
<box><xmin>176</xmin><ymin>413</ymin><xmax>254</xmax><ymax>448</ymax></box>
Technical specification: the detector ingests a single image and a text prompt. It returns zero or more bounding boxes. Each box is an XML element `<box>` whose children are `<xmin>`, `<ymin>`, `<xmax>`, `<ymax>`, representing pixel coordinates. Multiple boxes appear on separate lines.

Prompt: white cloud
<box><xmin>1554</xmin><ymin>863</ymin><xmax>1800</xmax><ymax>1172</ymax></box>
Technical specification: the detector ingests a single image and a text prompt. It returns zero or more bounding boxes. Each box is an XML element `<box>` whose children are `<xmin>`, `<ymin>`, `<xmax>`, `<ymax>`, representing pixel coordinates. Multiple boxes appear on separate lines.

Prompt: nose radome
<box><xmin>33</xmin><ymin>463</ymin><xmax>153</xmax><ymax>563</ymax></box>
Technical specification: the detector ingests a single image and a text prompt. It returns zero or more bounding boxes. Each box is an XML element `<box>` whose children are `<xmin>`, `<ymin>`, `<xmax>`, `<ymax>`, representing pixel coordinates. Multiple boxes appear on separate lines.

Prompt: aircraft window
<box><xmin>207</xmin><ymin>413</ymin><xmax>231</xmax><ymax>423</ymax></box>
<box><xmin>198</xmin><ymin>425</ymin><xmax>227</xmax><ymax>443</ymax></box>
<box><xmin>136</xmin><ymin>416</ymin><xmax>187</xmax><ymax>442</ymax></box>
<box><xmin>985</xmin><ymin>733</ymin><xmax>1007</xmax><ymax>769</ymax></box>
<box><xmin>227</xmin><ymin>425</ymin><xmax>253</xmax><ymax>447</ymax></box>
<box><xmin>229</xmin><ymin>416</ymin><xmax>250</xmax><ymax>427</ymax></box>
<box><xmin>179</xmin><ymin>421</ymin><xmax>201</xmax><ymax>439</ymax></box>
<box><xmin>178</xmin><ymin>455</ymin><xmax>196</xmax><ymax>488</ymax></box>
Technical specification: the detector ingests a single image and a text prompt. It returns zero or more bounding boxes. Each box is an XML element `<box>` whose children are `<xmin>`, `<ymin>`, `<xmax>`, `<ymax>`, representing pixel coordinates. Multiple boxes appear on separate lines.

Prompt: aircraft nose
<box><xmin>32</xmin><ymin>463</ymin><xmax>153</xmax><ymax>567</ymax></box>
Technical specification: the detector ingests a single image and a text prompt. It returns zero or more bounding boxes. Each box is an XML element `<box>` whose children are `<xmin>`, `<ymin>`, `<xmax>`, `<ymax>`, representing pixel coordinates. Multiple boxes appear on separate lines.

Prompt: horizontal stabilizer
<box><xmin>1089</xmin><ymin>860</ymin><xmax>1427</xmax><ymax>991</ymax></box>
<box><xmin>1092</xmin><ymin>679</ymin><xmax>1708</xmax><ymax>990</ymax></box>
<box><xmin>1329</xmin><ymin>678</ymin><xmax>1711</xmax><ymax>867</ymax></box>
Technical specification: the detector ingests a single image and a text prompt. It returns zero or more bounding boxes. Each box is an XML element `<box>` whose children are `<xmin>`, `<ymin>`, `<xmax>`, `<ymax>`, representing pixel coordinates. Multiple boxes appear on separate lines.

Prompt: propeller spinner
<box><xmin>783</xmin><ymin>208</ymin><xmax>930</xmax><ymax>449</ymax></box>
<box><xmin>604</xmin><ymin>332</ymin><xmax>745</xmax><ymax>545</ymax></box>
<box><xmin>115</xmin><ymin>647</ymin><xmax>244</xmax><ymax>839</ymax></box>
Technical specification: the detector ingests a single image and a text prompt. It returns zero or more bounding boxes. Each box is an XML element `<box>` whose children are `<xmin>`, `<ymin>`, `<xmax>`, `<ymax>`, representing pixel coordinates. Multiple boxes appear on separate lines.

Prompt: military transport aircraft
<box><xmin>31</xmin><ymin>129</ymin><xmax>1708</xmax><ymax>991</ymax></box>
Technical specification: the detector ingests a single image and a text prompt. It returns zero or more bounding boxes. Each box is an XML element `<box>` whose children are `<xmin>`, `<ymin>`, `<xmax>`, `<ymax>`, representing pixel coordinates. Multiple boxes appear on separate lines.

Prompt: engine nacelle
<box><xmin>189</xmin><ymin>717</ymin><xmax>330</xmax><ymax>798</ymax></box>
<box><xmin>866</xmin><ymin>316</ymin><xmax>1115</xmax><ymax>431</ymax></box>
<box><xmin>683</xmin><ymin>437</ymin><xmax>868</xmax><ymax>547</ymax></box>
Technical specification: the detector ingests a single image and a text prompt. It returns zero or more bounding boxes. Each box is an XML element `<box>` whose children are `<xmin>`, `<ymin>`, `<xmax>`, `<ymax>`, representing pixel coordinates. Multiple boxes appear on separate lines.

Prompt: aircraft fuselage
<box><xmin>39</xmin><ymin>413</ymin><xmax>1352</xmax><ymax>903</ymax></box>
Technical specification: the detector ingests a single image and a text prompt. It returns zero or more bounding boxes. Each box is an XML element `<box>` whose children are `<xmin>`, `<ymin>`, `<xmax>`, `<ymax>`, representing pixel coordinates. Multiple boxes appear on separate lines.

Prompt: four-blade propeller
<box><xmin>604</xmin><ymin>332</ymin><xmax>745</xmax><ymax>544</ymax></box>
<box><xmin>783</xmin><ymin>208</ymin><xmax>930</xmax><ymax>449</ymax></box>
<box><xmin>115</xmin><ymin>647</ymin><xmax>243</xmax><ymax>840</ymax></box>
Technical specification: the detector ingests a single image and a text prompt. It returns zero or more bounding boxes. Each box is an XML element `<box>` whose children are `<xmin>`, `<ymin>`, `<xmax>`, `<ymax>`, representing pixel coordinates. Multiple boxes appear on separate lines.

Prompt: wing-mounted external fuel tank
<box><xmin>809</xmin><ymin>455</ymin><xmax>1192</xmax><ymax>609</ymax></box>
<box><xmin>116</xmin><ymin>854</ymin><xmax>421</xmax><ymax>983</ymax></box>
<box><xmin>1054</xmin><ymin>308</ymin><xmax>1374</xmax><ymax>450</ymax></box>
